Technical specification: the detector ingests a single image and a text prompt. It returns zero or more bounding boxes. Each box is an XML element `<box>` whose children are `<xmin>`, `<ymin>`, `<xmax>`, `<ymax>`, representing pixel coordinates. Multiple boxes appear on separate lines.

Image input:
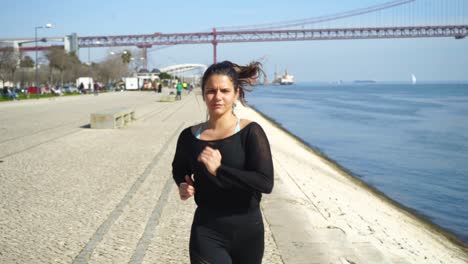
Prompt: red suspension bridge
<box><xmin>3</xmin><ymin>0</ymin><xmax>468</xmax><ymax>68</ymax></box>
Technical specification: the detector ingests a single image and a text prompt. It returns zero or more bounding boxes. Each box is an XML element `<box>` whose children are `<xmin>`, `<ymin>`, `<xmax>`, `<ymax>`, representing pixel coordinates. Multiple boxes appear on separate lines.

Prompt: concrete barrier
<box><xmin>90</xmin><ymin>108</ymin><xmax>135</xmax><ymax>129</ymax></box>
<box><xmin>158</xmin><ymin>95</ymin><xmax>176</xmax><ymax>102</ymax></box>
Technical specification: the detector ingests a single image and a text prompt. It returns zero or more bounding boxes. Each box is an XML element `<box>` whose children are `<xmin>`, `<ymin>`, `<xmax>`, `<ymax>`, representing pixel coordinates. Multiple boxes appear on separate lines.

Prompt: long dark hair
<box><xmin>201</xmin><ymin>61</ymin><xmax>264</xmax><ymax>105</ymax></box>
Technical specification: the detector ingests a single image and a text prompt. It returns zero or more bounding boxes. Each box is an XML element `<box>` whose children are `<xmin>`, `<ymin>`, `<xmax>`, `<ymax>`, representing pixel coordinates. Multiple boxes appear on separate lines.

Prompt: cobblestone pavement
<box><xmin>0</xmin><ymin>91</ymin><xmax>283</xmax><ymax>263</ymax></box>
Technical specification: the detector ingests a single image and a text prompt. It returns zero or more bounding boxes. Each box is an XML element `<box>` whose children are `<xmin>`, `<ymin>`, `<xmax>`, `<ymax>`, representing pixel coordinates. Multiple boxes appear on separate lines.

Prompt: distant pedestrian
<box><xmin>93</xmin><ymin>83</ymin><xmax>99</xmax><ymax>95</ymax></box>
<box><xmin>7</xmin><ymin>88</ymin><xmax>19</xmax><ymax>100</ymax></box>
<box><xmin>153</xmin><ymin>80</ymin><xmax>158</xmax><ymax>92</ymax></box>
<box><xmin>79</xmin><ymin>82</ymin><xmax>84</xmax><ymax>94</ymax></box>
<box><xmin>158</xmin><ymin>82</ymin><xmax>162</xmax><ymax>93</ymax></box>
<box><xmin>176</xmin><ymin>82</ymin><xmax>183</xmax><ymax>100</ymax></box>
<box><xmin>188</xmin><ymin>83</ymin><xmax>193</xmax><ymax>94</ymax></box>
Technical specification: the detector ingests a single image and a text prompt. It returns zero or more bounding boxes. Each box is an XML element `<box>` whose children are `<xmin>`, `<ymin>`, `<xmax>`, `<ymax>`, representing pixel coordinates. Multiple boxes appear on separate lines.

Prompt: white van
<box><xmin>125</xmin><ymin>77</ymin><xmax>139</xmax><ymax>90</ymax></box>
<box><xmin>76</xmin><ymin>77</ymin><xmax>93</xmax><ymax>90</ymax></box>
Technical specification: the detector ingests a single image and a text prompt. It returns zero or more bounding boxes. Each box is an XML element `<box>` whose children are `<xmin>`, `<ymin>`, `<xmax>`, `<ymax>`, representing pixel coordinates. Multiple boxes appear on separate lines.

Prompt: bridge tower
<box><xmin>137</xmin><ymin>44</ymin><xmax>151</xmax><ymax>70</ymax></box>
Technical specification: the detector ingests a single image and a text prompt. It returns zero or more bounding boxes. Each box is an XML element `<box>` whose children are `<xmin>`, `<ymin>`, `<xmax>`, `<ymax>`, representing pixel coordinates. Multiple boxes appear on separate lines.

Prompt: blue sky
<box><xmin>1</xmin><ymin>0</ymin><xmax>467</xmax><ymax>82</ymax></box>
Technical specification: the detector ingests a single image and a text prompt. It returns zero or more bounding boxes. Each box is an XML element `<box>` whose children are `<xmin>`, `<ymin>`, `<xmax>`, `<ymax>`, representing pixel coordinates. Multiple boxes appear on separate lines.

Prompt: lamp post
<box><xmin>34</xmin><ymin>23</ymin><xmax>52</xmax><ymax>97</ymax></box>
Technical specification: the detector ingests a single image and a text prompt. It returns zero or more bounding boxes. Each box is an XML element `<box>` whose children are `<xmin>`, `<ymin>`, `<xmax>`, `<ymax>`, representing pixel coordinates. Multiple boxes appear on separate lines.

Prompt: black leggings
<box><xmin>189</xmin><ymin>208</ymin><xmax>264</xmax><ymax>264</ymax></box>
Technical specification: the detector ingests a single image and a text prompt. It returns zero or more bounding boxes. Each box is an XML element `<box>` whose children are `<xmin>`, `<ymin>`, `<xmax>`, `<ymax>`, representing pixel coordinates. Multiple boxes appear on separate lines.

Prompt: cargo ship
<box><xmin>273</xmin><ymin>70</ymin><xmax>295</xmax><ymax>85</ymax></box>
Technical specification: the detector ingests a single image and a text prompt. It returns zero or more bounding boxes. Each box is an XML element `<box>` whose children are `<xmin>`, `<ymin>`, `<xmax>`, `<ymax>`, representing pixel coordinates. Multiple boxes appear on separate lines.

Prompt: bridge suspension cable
<box><xmin>218</xmin><ymin>0</ymin><xmax>416</xmax><ymax>31</ymax></box>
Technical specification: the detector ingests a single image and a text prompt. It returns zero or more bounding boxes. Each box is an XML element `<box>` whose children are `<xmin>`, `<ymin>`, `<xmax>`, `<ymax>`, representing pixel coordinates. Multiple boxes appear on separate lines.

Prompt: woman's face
<box><xmin>203</xmin><ymin>74</ymin><xmax>238</xmax><ymax>118</ymax></box>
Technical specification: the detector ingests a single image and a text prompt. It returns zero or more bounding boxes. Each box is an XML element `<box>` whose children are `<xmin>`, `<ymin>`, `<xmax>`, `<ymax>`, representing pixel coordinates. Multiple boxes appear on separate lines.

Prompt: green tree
<box><xmin>46</xmin><ymin>47</ymin><xmax>81</xmax><ymax>85</ymax></box>
<box><xmin>20</xmin><ymin>55</ymin><xmax>35</xmax><ymax>68</ymax></box>
<box><xmin>0</xmin><ymin>46</ymin><xmax>19</xmax><ymax>85</ymax></box>
<box><xmin>159</xmin><ymin>72</ymin><xmax>173</xmax><ymax>79</ymax></box>
<box><xmin>121</xmin><ymin>50</ymin><xmax>132</xmax><ymax>64</ymax></box>
<box><xmin>96</xmin><ymin>55</ymin><xmax>130</xmax><ymax>85</ymax></box>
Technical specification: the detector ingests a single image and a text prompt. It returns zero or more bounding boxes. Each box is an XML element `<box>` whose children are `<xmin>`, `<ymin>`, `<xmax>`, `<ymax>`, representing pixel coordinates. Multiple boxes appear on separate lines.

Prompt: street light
<box><xmin>34</xmin><ymin>23</ymin><xmax>52</xmax><ymax>96</ymax></box>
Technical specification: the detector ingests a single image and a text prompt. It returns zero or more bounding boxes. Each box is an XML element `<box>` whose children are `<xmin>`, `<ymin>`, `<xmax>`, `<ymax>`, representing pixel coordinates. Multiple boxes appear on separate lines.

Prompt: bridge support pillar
<box><xmin>143</xmin><ymin>47</ymin><xmax>148</xmax><ymax>70</ymax></box>
<box><xmin>212</xmin><ymin>27</ymin><xmax>217</xmax><ymax>64</ymax></box>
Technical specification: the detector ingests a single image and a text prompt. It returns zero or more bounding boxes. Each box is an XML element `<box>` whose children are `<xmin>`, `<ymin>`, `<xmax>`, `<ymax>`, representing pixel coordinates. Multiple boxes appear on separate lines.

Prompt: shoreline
<box><xmin>246</xmin><ymin>102</ymin><xmax>468</xmax><ymax>252</ymax></box>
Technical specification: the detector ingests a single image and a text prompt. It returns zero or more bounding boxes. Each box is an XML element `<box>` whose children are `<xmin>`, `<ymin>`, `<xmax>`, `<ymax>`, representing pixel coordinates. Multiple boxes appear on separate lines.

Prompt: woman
<box><xmin>172</xmin><ymin>61</ymin><xmax>274</xmax><ymax>264</ymax></box>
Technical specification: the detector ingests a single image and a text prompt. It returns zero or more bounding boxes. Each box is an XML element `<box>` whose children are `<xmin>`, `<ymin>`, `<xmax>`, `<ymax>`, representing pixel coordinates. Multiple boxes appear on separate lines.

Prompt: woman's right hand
<box><xmin>179</xmin><ymin>175</ymin><xmax>195</xmax><ymax>200</ymax></box>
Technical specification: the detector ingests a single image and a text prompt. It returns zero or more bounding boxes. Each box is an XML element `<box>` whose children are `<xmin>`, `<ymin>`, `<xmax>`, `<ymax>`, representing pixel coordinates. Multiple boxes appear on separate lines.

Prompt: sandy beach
<box><xmin>0</xmin><ymin>90</ymin><xmax>466</xmax><ymax>263</ymax></box>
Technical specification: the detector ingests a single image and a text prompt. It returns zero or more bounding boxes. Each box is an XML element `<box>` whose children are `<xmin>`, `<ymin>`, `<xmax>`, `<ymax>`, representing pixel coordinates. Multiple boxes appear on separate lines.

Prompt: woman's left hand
<box><xmin>197</xmin><ymin>146</ymin><xmax>222</xmax><ymax>176</ymax></box>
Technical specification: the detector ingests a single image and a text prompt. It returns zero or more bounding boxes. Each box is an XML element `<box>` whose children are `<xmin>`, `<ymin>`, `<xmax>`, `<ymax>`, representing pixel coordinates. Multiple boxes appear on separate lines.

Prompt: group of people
<box><xmin>78</xmin><ymin>82</ymin><xmax>101</xmax><ymax>95</ymax></box>
<box><xmin>2</xmin><ymin>87</ymin><xmax>19</xmax><ymax>100</ymax></box>
<box><xmin>172</xmin><ymin>60</ymin><xmax>274</xmax><ymax>263</ymax></box>
<box><xmin>143</xmin><ymin>80</ymin><xmax>163</xmax><ymax>93</ymax></box>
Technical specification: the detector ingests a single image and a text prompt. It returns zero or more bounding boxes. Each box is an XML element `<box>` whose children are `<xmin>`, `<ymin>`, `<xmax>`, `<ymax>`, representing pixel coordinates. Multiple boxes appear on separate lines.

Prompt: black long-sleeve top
<box><xmin>172</xmin><ymin>122</ymin><xmax>274</xmax><ymax>213</ymax></box>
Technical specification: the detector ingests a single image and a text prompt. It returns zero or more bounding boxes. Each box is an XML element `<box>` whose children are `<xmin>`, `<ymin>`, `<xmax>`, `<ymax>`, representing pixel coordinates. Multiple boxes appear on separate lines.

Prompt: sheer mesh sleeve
<box><xmin>216</xmin><ymin>123</ymin><xmax>274</xmax><ymax>193</ymax></box>
<box><xmin>172</xmin><ymin>128</ymin><xmax>192</xmax><ymax>186</ymax></box>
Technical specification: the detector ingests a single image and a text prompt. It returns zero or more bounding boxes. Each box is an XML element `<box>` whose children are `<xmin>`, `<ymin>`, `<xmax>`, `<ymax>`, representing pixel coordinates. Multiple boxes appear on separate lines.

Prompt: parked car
<box><xmin>63</xmin><ymin>85</ymin><xmax>78</xmax><ymax>93</ymax></box>
<box><xmin>27</xmin><ymin>86</ymin><xmax>40</xmax><ymax>94</ymax></box>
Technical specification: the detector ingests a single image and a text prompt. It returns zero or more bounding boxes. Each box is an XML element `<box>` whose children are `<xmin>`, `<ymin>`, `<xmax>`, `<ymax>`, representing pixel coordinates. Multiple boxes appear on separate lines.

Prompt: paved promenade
<box><xmin>0</xmin><ymin>91</ymin><xmax>282</xmax><ymax>264</ymax></box>
<box><xmin>1</xmin><ymin>90</ymin><xmax>466</xmax><ymax>264</ymax></box>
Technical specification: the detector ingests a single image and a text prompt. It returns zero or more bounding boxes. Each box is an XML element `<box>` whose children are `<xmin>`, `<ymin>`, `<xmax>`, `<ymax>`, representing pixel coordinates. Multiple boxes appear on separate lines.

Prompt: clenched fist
<box><xmin>179</xmin><ymin>175</ymin><xmax>195</xmax><ymax>200</ymax></box>
<box><xmin>197</xmin><ymin>146</ymin><xmax>222</xmax><ymax>176</ymax></box>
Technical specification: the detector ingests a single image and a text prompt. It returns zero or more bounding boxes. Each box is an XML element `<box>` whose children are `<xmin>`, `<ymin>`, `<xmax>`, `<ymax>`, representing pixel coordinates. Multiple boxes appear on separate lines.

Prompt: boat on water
<box><xmin>411</xmin><ymin>74</ymin><xmax>417</xmax><ymax>85</ymax></box>
<box><xmin>273</xmin><ymin>70</ymin><xmax>295</xmax><ymax>85</ymax></box>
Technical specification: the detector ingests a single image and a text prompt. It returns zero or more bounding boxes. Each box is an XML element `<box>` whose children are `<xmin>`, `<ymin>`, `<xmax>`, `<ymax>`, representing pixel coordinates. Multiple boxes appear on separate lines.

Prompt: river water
<box><xmin>248</xmin><ymin>83</ymin><xmax>468</xmax><ymax>243</ymax></box>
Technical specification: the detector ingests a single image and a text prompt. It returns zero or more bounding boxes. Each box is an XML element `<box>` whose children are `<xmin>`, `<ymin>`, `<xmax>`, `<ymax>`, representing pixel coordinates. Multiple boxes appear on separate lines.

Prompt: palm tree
<box><xmin>121</xmin><ymin>50</ymin><xmax>132</xmax><ymax>64</ymax></box>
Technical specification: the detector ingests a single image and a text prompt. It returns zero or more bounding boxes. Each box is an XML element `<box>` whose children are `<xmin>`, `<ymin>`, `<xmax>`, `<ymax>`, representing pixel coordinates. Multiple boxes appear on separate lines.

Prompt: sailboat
<box><xmin>411</xmin><ymin>74</ymin><xmax>417</xmax><ymax>85</ymax></box>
